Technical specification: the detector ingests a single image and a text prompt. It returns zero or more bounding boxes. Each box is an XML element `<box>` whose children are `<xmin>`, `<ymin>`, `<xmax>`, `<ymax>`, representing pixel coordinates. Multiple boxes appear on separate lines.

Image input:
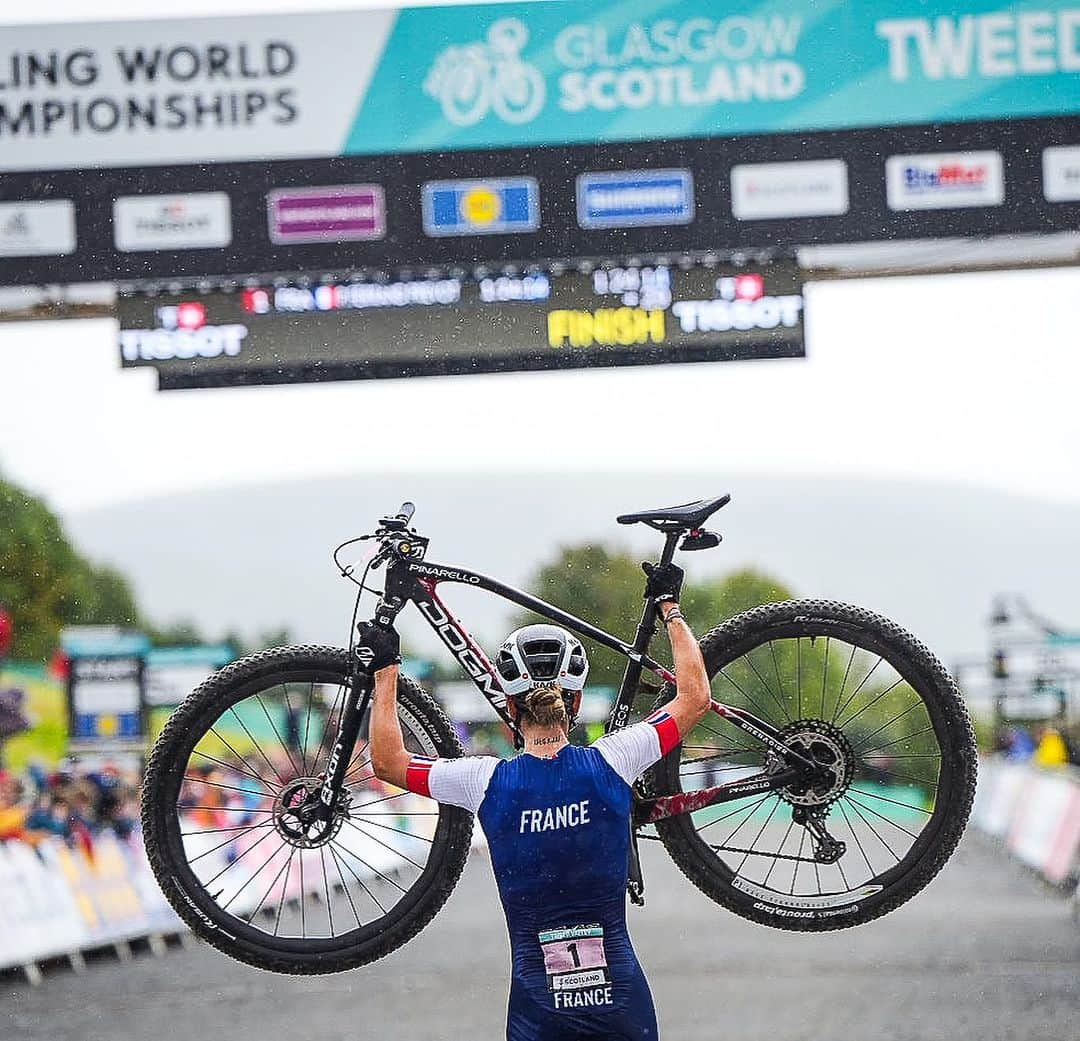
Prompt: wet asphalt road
<box><xmin>4</xmin><ymin>832</ymin><xmax>1077</xmax><ymax>1041</ymax></box>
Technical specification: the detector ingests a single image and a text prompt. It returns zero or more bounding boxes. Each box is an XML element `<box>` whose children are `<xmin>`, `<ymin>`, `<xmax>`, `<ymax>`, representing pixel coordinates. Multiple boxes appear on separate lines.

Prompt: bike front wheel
<box><xmin>647</xmin><ymin>600</ymin><xmax>976</xmax><ymax>931</ymax></box>
<box><xmin>142</xmin><ymin>646</ymin><xmax>472</xmax><ymax>973</ymax></box>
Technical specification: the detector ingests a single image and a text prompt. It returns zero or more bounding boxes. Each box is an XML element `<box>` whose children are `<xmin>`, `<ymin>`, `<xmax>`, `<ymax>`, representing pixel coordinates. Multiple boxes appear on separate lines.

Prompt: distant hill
<box><xmin>66</xmin><ymin>472</ymin><xmax>1080</xmax><ymax>666</ymax></box>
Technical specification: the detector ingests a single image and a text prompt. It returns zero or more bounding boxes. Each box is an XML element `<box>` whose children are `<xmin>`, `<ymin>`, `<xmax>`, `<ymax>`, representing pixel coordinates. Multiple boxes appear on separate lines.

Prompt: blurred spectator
<box><xmin>1000</xmin><ymin>725</ymin><xmax>1036</xmax><ymax>761</ymax></box>
<box><xmin>1</xmin><ymin>757</ymin><xmax>142</xmax><ymax>850</ymax></box>
<box><xmin>1033</xmin><ymin>726</ymin><xmax>1070</xmax><ymax>767</ymax></box>
<box><xmin>0</xmin><ymin>769</ymin><xmax>27</xmax><ymax>840</ymax></box>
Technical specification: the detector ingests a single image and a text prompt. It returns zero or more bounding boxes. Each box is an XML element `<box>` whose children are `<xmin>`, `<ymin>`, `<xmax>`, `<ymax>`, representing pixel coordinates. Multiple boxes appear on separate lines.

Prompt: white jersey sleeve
<box><xmin>405</xmin><ymin>754</ymin><xmax>499</xmax><ymax>814</ymax></box>
<box><xmin>592</xmin><ymin>710</ymin><xmax>683</xmax><ymax>786</ymax></box>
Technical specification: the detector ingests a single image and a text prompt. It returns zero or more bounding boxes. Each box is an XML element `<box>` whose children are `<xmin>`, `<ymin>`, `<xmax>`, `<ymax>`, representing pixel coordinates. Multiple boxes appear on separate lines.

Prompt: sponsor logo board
<box><xmin>576</xmin><ymin>169</ymin><xmax>694</xmax><ymax>229</ymax></box>
<box><xmin>0</xmin><ymin>200</ymin><xmax>77</xmax><ymax>257</ymax></box>
<box><xmin>113</xmin><ymin>192</ymin><xmax>232</xmax><ymax>251</ymax></box>
<box><xmin>422</xmin><ymin>177</ymin><xmax>539</xmax><ymax>236</ymax></box>
<box><xmin>885</xmin><ymin>151</ymin><xmax>1004</xmax><ymax>211</ymax></box>
<box><xmin>267</xmin><ymin>184</ymin><xmax>386</xmax><ymax>243</ymax></box>
<box><xmin>730</xmin><ymin>160</ymin><xmax>849</xmax><ymax>220</ymax></box>
<box><xmin>1042</xmin><ymin>145</ymin><xmax>1080</xmax><ymax>202</ymax></box>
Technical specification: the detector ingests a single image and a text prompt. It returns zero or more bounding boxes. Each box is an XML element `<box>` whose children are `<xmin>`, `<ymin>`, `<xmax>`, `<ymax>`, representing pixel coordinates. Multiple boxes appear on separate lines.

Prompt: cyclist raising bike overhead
<box><xmin>367</xmin><ymin>561</ymin><xmax>710</xmax><ymax>1041</ymax></box>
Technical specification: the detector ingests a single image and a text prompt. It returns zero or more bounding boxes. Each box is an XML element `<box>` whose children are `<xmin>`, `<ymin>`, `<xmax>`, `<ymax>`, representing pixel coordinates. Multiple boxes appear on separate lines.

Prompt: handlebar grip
<box><xmin>395</xmin><ymin>502</ymin><xmax>415</xmax><ymax>524</ymax></box>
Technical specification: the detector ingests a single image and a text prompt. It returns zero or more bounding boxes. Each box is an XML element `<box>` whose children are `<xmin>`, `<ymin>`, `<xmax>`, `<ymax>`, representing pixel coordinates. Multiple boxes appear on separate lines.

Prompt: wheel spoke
<box><xmin>186</xmin><ymin>820</ymin><xmax>277</xmax><ymax>863</ymax></box>
<box><xmin>796</xmin><ymin>637</ymin><xmax>802</xmax><ymax>717</ymax></box>
<box><xmin>734</xmin><ymin>796</ymin><xmax>781</xmax><ymax>875</ymax></box>
<box><xmin>273</xmin><ymin>851</ymin><xmax>296</xmax><ymax>935</ymax></box>
<box><xmin>847</xmin><ymin>787</ymin><xmax>932</xmax><ymax>816</ymax></box>
<box><xmin>207</xmin><ymin>729</ymin><xmax>281</xmax><ymax>791</ymax></box>
<box><xmin>819</xmin><ymin>637</ymin><xmax>830</xmax><ymax>719</ymax></box>
<box><xmin>832</xmin><ymin>644</ymin><xmax>857</xmax><ymax>722</ymax></box>
<box><xmin>327</xmin><ymin>844</ymin><xmax>364</xmax><ymax>928</ymax></box>
<box><xmin>319</xmin><ymin>846</ymin><xmax>336</xmax><ymax>937</ymax></box>
<box><xmin>302</xmin><ymin>683</ymin><xmax>315</xmax><ymax>774</ymax></box>
<box><xmin>860</xmin><ymin>725</ymin><xmax>936</xmax><ymax>756</ymax></box>
<box><xmin>762</xmin><ymin>818</ymin><xmax>795</xmax><ymax>887</ymax></box>
<box><xmin>181</xmin><ymin>819</ymin><xmax>273</xmax><ymax>836</ymax></box>
<box><xmin>857</xmin><ymin>764</ymin><xmax>938</xmax><ymax>787</ymax></box>
<box><xmin>189</xmin><ymin>746</ymin><xmax>277</xmax><ymax>792</ymax></box>
<box><xmin>834</xmin><ymin>677</ymin><xmax>904</xmax><ymax>729</ymax></box>
<box><xmin>204</xmin><ymin>826</ymin><xmax>280</xmax><ymax>888</ymax></box>
<box><xmin>219</xmin><ymin>833</ymin><xmax>288</xmax><ymax>908</ymax></box>
<box><xmin>355</xmin><ymin>817</ymin><xmax>435</xmax><ymax>844</ymax></box>
<box><xmin>742</xmin><ymin>650</ymin><xmax>792</xmax><ymax>724</ymax></box>
<box><xmin>312</xmin><ymin>683</ymin><xmax>346</xmax><ymax>774</ymax></box>
<box><xmin>717</xmin><ymin>795</ymin><xmax>773</xmax><ymax>848</ymax></box>
<box><xmin>330</xmin><ymin>837</ymin><xmax>410</xmax><ymax>894</ymax></box>
<box><xmin>227</xmin><ymin>706</ymin><xmax>286</xmax><ymax>787</ymax></box>
<box><xmin>341</xmin><ymin>818</ymin><xmax>427</xmax><ymax>871</ymax></box>
<box><xmin>236</xmin><ymin>841</ymin><xmax>293</xmax><ymax>918</ymax></box>
<box><xmin>694</xmin><ymin>794</ymin><xmax>770</xmax><ymax>835</ymax></box>
<box><xmin>831</xmin><ymin>655</ymin><xmax>883</xmax><ymax>724</ymax></box>
<box><xmin>183</xmin><ymin>775</ymin><xmax>275</xmax><ymax>798</ymax></box>
<box><xmin>837</xmin><ymin>800</ymin><xmax>876</xmax><ymax>876</ymax></box>
<box><xmin>328</xmin><ymin>840</ymin><xmax>390</xmax><ymax>914</ymax></box>
<box><xmin>852</xmin><ymin>699</ymin><xmax>924</xmax><ymax>749</ymax></box>
<box><xmin>255</xmin><ymin>692</ymin><xmax>302</xmax><ymax>778</ymax></box>
<box><xmin>790</xmin><ymin>829</ymin><xmax>807</xmax><ymax>895</ymax></box>
<box><xmin>844</xmin><ymin>793</ymin><xmax>919</xmax><ymax>842</ymax></box>
<box><xmin>842</xmin><ymin>797</ymin><xmax>903</xmax><ymax>859</ymax></box>
<box><xmin>717</xmin><ymin>666</ymin><xmax>775</xmax><ymax>726</ymax></box>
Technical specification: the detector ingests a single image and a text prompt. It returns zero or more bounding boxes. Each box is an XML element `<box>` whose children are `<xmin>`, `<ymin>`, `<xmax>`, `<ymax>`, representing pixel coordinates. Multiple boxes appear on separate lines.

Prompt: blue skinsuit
<box><xmin>477</xmin><ymin>746</ymin><xmax>658</xmax><ymax>1041</ymax></box>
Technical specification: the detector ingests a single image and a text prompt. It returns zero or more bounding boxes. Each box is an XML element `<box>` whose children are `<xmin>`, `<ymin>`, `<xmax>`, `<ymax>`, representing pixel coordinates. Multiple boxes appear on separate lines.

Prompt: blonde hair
<box><xmin>521</xmin><ymin>683</ymin><xmax>568</xmax><ymax>728</ymax></box>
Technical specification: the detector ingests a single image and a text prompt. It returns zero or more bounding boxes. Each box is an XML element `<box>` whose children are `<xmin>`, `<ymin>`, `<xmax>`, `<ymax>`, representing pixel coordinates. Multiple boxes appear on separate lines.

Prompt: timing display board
<box><xmin>2</xmin><ymin>1</ymin><xmax>1080</xmax><ymax>286</ymax></box>
<box><xmin>117</xmin><ymin>262</ymin><xmax>805</xmax><ymax>387</ymax></box>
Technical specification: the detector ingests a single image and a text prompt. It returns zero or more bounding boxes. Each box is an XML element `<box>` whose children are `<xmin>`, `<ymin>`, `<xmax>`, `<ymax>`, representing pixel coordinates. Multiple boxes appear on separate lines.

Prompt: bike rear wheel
<box><xmin>142</xmin><ymin>645</ymin><xmax>472</xmax><ymax>973</ymax></box>
<box><xmin>648</xmin><ymin>600</ymin><xmax>976</xmax><ymax>931</ymax></box>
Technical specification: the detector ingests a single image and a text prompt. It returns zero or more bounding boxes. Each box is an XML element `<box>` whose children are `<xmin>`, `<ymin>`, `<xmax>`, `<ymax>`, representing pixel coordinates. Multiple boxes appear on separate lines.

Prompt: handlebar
<box><xmin>378</xmin><ymin>501</ymin><xmax>416</xmax><ymax>533</ymax></box>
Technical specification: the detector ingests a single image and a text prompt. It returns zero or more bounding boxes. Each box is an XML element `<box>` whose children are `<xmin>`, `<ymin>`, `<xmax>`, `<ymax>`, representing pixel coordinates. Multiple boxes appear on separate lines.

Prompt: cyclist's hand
<box><xmin>356</xmin><ymin>621</ymin><xmax>401</xmax><ymax>672</ymax></box>
<box><xmin>642</xmin><ymin>561</ymin><xmax>684</xmax><ymax>605</ymax></box>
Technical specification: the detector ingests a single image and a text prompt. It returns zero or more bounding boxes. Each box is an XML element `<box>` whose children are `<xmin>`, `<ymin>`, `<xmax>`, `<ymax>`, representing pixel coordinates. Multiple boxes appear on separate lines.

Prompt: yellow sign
<box><xmin>97</xmin><ymin>713</ymin><xmax>119</xmax><ymax>737</ymax></box>
<box><xmin>460</xmin><ymin>187</ymin><xmax>502</xmax><ymax>226</ymax></box>
<box><xmin>547</xmin><ymin>308</ymin><xmax>666</xmax><ymax>349</ymax></box>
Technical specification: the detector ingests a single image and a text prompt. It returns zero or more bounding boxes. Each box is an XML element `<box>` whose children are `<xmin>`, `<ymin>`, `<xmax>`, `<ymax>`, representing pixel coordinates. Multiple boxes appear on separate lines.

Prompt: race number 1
<box><xmin>537</xmin><ymin>923</ymin><xmax>611</xmax><ymax>991</ymax></box>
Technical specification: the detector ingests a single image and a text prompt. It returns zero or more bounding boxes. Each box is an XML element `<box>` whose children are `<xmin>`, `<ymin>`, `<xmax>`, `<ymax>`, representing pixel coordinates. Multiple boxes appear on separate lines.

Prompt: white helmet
<box><xmin>495</xmin><ymin>624</ymin><xmax>589</xmax><ymax>697</ymax></box>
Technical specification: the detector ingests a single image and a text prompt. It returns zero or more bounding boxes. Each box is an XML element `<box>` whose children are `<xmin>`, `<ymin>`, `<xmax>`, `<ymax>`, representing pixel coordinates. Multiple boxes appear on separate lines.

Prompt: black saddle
<box><xmin>616</xmin><ymin>495</ymin><xmax>730</xmax><ymax>531</ymax></box>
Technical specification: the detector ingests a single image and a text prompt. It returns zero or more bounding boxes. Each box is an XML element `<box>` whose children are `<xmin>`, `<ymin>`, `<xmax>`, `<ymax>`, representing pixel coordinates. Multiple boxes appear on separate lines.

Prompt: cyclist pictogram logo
<box><xmin>423</xmin><ymin>18</ymin><xmax>545</xmax><ymax>128</ymax></box>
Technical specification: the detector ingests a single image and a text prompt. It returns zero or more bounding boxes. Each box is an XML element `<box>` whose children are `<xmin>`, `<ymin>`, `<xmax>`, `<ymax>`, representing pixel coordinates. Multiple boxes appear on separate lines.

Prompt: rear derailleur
<box><xmin>792</xmin><ymin>805</ymin><xmax>846</xmax><ymax>864</ymax></box>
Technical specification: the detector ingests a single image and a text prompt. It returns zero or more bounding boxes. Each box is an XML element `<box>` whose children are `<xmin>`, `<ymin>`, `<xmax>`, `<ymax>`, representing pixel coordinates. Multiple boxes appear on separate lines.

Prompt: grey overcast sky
<box><xmin>3</xmin><ymin>267</ymin><xmax>1080</xmax><ymax>513</ymax></box>
<box><xmin>3</xmin><ymin>1</ymin><xmax>1080</xmax><ymax>515</ymax></box>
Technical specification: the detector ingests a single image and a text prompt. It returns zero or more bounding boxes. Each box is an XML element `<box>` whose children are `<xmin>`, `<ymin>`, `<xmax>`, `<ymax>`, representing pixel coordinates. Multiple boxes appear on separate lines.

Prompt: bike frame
<box><xmin>319</xmin><ymin>526</ymin><xmax>816</xmax><ymax>826</ymax></box>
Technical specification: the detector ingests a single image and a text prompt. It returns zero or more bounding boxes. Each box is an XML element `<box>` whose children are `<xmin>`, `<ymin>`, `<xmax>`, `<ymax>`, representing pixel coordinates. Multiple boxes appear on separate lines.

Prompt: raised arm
<box><xmin>356</xmin><ymin>623</ymin><xmax>411</xmax><ymax>788</ymax></box>
<box><xmin>644</xmin><ymin>562</ymin><xmax>710</xmax><ymax>737</ymax></box>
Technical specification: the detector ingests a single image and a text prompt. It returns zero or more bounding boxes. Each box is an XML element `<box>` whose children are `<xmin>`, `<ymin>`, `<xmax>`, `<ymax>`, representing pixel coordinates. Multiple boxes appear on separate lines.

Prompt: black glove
<box><xmin>355</xmin><ymin>621</ymin><xmax>401</xmax><ymax>672</ymax></box>
<box><xmin>642</xmin><ymin>561</ymin><xmax>684</xmax><ymax>605</ymax></box>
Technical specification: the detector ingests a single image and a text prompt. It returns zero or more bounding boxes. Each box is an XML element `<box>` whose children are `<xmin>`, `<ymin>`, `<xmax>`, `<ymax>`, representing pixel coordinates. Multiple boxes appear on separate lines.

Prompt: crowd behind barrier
<box><xmin>0</xmin><ymin>755</ymin><xmax>443</xmax><ymax>982</ymax></box>
<box><xmin>973</xmin><ymin>756</ymin><xmax>1080</xmax><ymax>908</ymax></box>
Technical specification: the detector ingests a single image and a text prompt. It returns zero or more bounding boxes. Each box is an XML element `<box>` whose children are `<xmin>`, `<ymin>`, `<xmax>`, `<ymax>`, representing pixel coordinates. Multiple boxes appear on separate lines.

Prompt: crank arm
<box><xmin>635</xmin><ymin>767</ymin><xmax>801</xmax><ymax>826</ymax></box>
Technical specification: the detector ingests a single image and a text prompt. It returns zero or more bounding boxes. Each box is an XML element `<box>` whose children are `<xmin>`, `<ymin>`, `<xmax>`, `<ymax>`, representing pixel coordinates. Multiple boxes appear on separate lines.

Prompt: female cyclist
<box><xmin>364</xmin><ymin>562</ymin><xmax>710</xmax><ymax>1041</ymax></box>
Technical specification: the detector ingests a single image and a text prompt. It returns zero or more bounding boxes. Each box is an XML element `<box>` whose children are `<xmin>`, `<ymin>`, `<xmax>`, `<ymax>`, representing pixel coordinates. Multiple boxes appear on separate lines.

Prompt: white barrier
<box><xmin>1</xmin><ymin>791</ymin><xmax>445</xmax><ymax>982</ymax></box>
<box><xmin>0</xmin><ymin>831</ymin><xmax>185</xmax><ymax>980</ymax></box>
<box><xmin>974</xmin><ymin>757</ymin><xmax>1080</xmax><ymax>889</ymax></box>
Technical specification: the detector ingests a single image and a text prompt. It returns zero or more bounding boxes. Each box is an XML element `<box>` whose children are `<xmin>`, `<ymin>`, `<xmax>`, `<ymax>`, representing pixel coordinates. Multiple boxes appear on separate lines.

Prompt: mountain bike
<box><xmin>142</xmin><ymin>497</ymin><xmax>977</xmax><ymax>974</ymax></box>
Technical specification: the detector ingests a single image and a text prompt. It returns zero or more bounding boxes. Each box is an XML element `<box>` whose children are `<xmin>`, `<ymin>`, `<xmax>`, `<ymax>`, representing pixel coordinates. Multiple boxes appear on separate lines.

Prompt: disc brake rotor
<box><xmin>273</xmin><ymin>776</ymin><xmax>349</xmax><ymax>848</ymax></box>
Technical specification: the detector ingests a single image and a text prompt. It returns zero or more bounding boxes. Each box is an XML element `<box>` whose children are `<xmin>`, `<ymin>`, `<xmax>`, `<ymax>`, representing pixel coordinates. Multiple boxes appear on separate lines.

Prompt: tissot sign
<box><xmin>1</xmin><ymin>2</ymin><xmax>1079</xmax><ymax>170</ymax></box>
<box><xmin>117</xmin><ymin>263</ymin><xmax>806</xmax><ymax>388</ymax></box>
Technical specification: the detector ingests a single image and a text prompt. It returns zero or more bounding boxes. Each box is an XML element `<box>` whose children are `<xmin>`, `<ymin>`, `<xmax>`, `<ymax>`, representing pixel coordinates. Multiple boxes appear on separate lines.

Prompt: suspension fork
<box><xmin>315</xmin><ymin>665</ymin><xmax>375</xmax><ymax>816</ymax></box>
